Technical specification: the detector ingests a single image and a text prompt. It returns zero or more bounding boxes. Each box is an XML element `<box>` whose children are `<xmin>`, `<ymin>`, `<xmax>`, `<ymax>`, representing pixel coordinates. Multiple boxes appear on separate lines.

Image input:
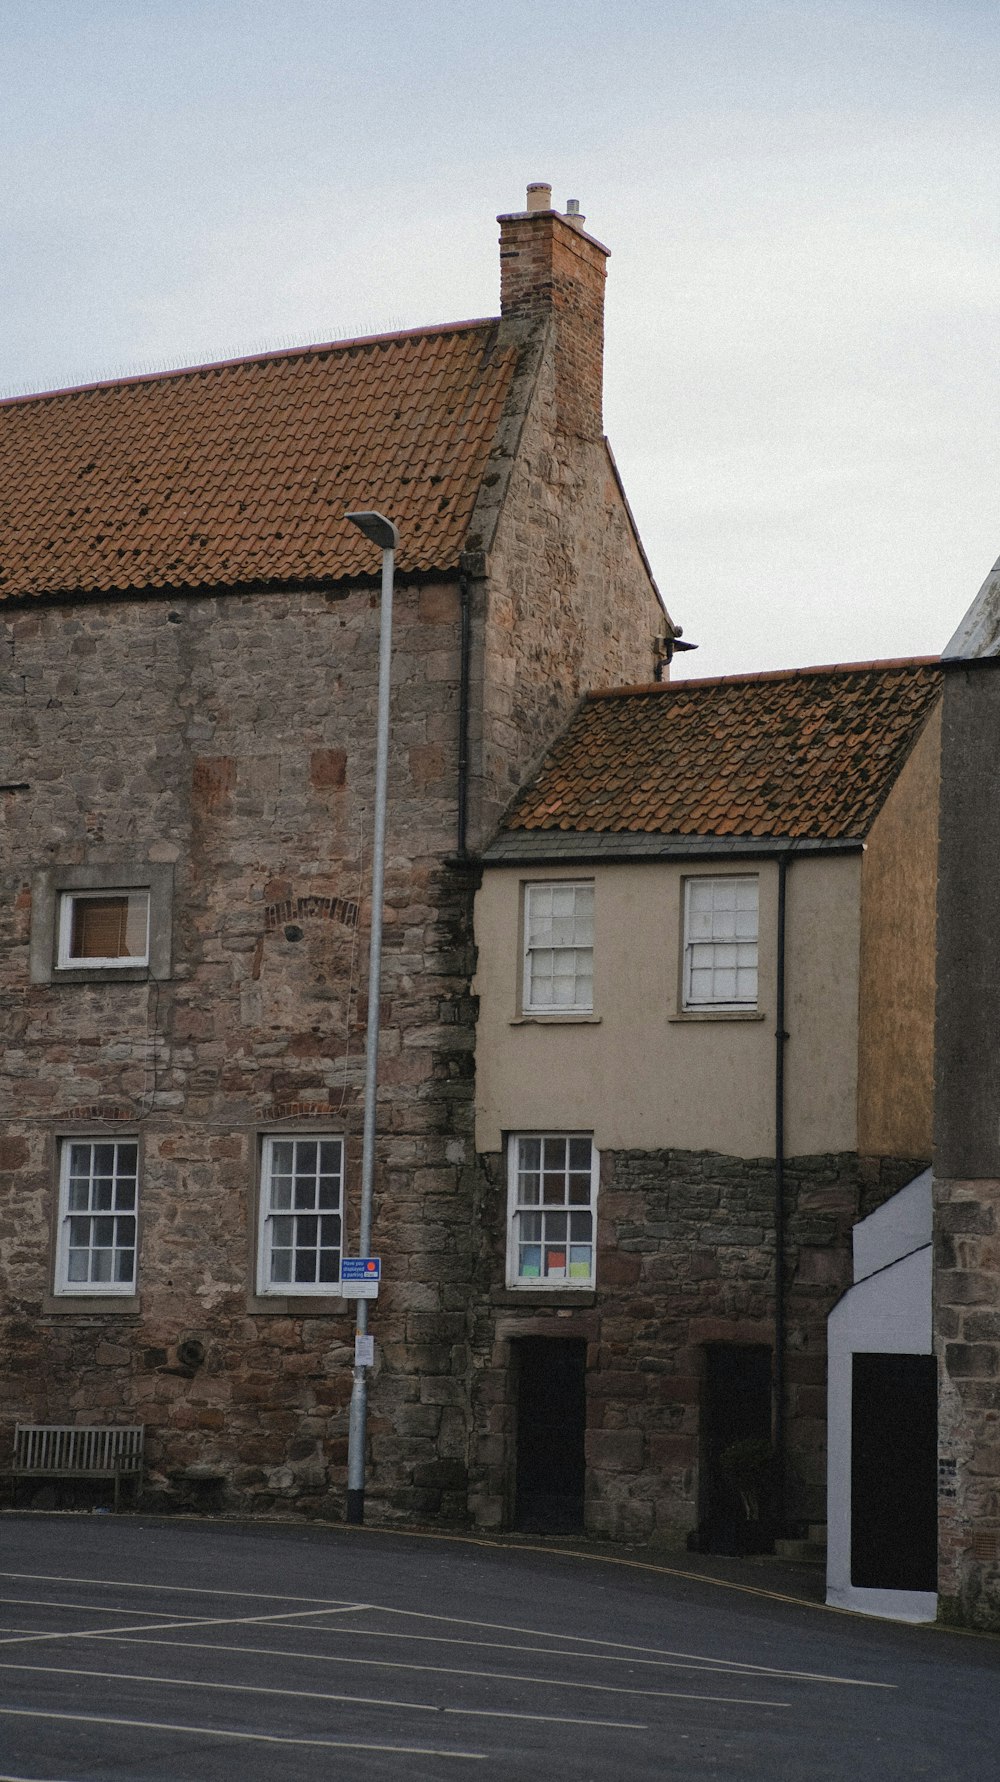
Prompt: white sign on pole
<box><xmin>341</xmin><ymin>1258</ymin><xmax>381</xmax><ymax>1298</ymax></box>
<box><xmin>354</xmin><ymin>1334</ymin><xmax>375</xmax><ymax>1368</ymax></box>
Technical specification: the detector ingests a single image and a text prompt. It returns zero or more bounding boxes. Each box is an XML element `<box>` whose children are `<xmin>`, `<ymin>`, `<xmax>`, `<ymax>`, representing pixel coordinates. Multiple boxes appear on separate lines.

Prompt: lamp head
<box><xmin>346</xmin><ymin>510</ymin><xmax>399</xmax><ymax>552</ymax></box>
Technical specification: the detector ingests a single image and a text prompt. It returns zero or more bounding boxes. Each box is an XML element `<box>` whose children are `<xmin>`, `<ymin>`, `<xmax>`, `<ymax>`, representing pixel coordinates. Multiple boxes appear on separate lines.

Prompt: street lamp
<box><xmin>344</xmin><ymin>509</ymin><xmax>399</xmax><ymax>1525</ymax></box>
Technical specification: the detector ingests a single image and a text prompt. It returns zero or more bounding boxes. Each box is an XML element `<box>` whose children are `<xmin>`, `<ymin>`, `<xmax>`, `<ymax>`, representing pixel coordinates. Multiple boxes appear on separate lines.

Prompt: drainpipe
<box><xmin>774</xmin><ymin>851</ymin><xmax>789</xmax><ymax>1534</ymax></box>
<box><xmin>457</xmin><ymin>574</ymin><xmax>471</xmax><ymax>856</ymax></box>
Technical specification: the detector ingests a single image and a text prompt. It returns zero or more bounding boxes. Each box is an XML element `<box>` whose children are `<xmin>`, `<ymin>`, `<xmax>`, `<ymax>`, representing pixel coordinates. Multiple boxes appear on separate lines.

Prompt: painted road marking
<box><xmin>246</xmin><ymin>1616</ymin><xmax>893</xmax><ymax>1689</ymax></box>
<box><xmin>70</xmin><ymin>1633</ymin><xmax>793</xmax><ymax>1708</ymax></box>
<box><xmin>0</xmin><ymin>1601</ymin><xmax>373</xmax><ymax>1649</ymax></box>
<box><xmin>0</xmin><ymin>1705</ymin><xmax>485</xmax><ymax>1760</ymax></box>
<box><xmin>0</xmin><ymin>1574</ymin><xmax>891</xmax><ymax>1690</ymax></box>
<box><xmin>0</xmin><ymin>1595</ymin><xmax>207</xmax><ymax>1620</ymax></box>
<box><xmin>0</xmin><ymin>1660</ymin><xmax>647</xmax><ymax>1730</ymax></box>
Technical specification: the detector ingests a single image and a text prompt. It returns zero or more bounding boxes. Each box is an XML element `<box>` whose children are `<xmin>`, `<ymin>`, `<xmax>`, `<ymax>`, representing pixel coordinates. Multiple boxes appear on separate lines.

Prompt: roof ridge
<box><xmin>586</xmin><ymin>655</ymin><xmax>941</xmax><ymax>698</ymax></box>
<box><xmin>0</xmin><ymin>316</ymin><xmax>501</xmax><ymax>409</ymax></box>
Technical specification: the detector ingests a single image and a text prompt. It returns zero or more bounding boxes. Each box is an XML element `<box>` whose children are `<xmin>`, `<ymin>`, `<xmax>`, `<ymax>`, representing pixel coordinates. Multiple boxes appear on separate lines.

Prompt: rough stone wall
<box><xmin>0</xmin><ymin>581</ymin><xmax>481</xmax><ymax>1519</ymax></box>
<box><xmin>932</xmin><ymin>664</ymin><xmax>1000</xmax><ymax>1628</ymax></box>
<box><xmin>467</xmin><ymin>1147</ymin><xmax>927</xmax><ymax>1543</ymax></box>
<box><xmin>459</xmin><ymin>204</ymin><xmax>667</xmax><ymax>846</ymax></box>
<box><xmin>473</xmin><ymin>368</ymin><xmax>664</xmax><ymax>840</ymax></box>
<box><xmin>935</xmin><ymin>1175</ymin><xmax>1000</xmax><ymax>1630</ymax></box>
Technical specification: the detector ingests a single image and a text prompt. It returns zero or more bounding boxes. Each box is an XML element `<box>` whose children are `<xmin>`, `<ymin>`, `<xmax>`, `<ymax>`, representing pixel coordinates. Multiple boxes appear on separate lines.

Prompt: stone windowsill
<box><xmin>509</xmin><ymin>1014</ymin><xmax>602</xmax><ymax>1026</ymax></box>
<box><xmin>493</xmin><ymin>1288</ymin><xmax>597</xmax><ymax>1309</ymax></box>
<box><xmin>48</xmin><ymin>967</ymin><xmax>152</xmax><ymax>986</ymax></box>
<box><xmin>42</xmin><ymin>1294</ymin><xmax>141</xmax><ymax>1317</ymax></box>
<box><xmin>668</xmin><ymin>1009</ymin><xmax>767</xmax><ymax>1024</ymax></box>
<box><xmin>245</xmin><ymin>1294</ymin><xmax>352</xmax><ymax>1316</ymax></box>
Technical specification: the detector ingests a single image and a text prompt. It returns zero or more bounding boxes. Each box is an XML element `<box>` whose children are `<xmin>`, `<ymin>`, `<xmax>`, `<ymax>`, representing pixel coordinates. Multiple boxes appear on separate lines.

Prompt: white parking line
<box><xmin>0</xmin><ymin>1574</ymin><xmax>891</xmax><ymax>1690</ymax></box>
<box><xmin>0</xmin><ymin>1601</ymin><xmax>372</xmax><ymax>1650</ymax></box>
<box><xmin>241</xmin><ymin>1615</ymin><xmax>893</xmax><ymax>1689</ymax></box>
<box><xmin>76</xmin><ymin>1633</ymin><xmax>794</xmax><ymax>1708</ymax></box>
<box><xmin>0</xmin><ymin>1660</ymin><xmax>647</xmax><ymax>1730</ymax></box>
<box><xmin>371</xmin><ymin>1602</ymin><xmax>896</xmax><ymax>1689</ymax></box>
<box><xmin>0</xmin><ymin>1596</ymin><xmax>204</xmax><ymax>1621</ymax></box>
<box><xmin>0</xmin><ymin>1705</ymin><xmax>486</xmax><ymax>1760</ymax></box>
<box><xmin>0</xmin><ymin>1571</ymin><xmax>355</xmax><ymax>1606</ymax></box>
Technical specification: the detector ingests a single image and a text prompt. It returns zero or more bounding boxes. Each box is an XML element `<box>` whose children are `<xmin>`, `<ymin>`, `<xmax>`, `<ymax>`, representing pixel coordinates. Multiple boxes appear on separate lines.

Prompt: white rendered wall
<box><xmin>826</xmin><ymin>1170</ymin><xmax>936</xmax><ymax>1622</ymax></box>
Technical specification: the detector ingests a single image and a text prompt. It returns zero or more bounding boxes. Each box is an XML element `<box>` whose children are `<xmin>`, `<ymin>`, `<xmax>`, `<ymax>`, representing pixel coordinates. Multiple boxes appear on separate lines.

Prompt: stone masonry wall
<box><xmin>935</xmin><ymin>1175</ymin><xmax>1000</xmax><ymax>1630</ymax></box>
<box><xmin>474</xmin><ymin>359</ymin><xmax>664</xmax><ymax>840</ymax></box>
<box><xmin>0</xmin><ymin>581</ymin><xmax>482</xmax><ymax>1519</ymax></box>
<box><xmin>461</xmin><ymin>205</ymin><xmax>667</xmax><ymax>845</ymax></box>
<box><xmin>467</xmin><ymin>1147</ymin><xmax>927</xmax><ymax>1543</ymax></box>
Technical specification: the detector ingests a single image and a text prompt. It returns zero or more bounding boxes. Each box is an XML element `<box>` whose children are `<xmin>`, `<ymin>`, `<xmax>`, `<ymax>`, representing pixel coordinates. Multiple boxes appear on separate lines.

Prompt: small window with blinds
<box><xmin>57</xmin><ymin>891</ymin><xmax>150</xmax><ymax>969</ymax></box>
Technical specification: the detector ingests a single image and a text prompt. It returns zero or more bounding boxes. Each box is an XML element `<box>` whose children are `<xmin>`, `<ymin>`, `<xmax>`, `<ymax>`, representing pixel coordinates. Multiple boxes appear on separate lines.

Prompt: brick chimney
<box><xmin>498</xmin><ymin>182</ymin><xmax>609</xmax><ymax>443</ymax></box>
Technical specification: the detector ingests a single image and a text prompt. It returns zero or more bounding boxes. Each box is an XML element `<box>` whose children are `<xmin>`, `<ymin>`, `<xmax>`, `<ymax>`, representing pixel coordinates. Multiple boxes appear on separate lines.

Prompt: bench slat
<box><xmin>12</xmin><ymin>1424</ymin><xmax>144</xmax><ymax>1476</ymax></box>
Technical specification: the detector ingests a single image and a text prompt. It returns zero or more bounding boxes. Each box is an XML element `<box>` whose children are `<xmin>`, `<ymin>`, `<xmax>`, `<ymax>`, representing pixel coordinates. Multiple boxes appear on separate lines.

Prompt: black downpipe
<box><xmin>773</xmin><ymin>852</ymin><xmax>789</xmax><ymax>1534</ymax></box>
<box><xmin>457</xmin><ymin>574</ymin><xmax>471</xmax><ymax>856</ymax></box>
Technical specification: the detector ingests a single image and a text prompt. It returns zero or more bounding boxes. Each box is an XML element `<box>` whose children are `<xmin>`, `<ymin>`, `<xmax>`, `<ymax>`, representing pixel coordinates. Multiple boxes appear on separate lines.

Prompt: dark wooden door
<box><xmin>700</xmin><ymin>1344</ymin><xmax>773</xmax><ymax>1553</ymax></box>
<box><xmin>851</xmin><ymin>1351</ymin><xmax>937</xmax><ymax>1591</ymax></box>
<box><xmin>514</xmin><ymin>1338</ymin><xmax>587</xmax><ymax>1533</ymax></box>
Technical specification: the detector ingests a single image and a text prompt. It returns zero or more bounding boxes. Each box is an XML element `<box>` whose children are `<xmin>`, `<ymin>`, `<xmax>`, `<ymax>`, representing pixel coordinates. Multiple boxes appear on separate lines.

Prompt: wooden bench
<box><xmin>9</xmin><ymin>1424</ymin><xmax>144</xmax><ymax>1512</ymax></box>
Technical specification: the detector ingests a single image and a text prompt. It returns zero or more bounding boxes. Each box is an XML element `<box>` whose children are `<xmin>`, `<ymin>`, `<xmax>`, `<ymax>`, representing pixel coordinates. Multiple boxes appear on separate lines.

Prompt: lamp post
<box><xmin>344</xmin><ymin>509</ymin><xmax>399</xmax><ymax>1525</ymax></box>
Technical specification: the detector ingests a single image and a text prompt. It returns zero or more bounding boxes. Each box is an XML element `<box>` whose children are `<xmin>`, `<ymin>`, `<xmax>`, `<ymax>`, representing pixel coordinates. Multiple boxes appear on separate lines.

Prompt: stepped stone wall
<box><xmin>468</xmin><ymin>1148</ymin><xmax>925</xmax><ymax>1542</ymax></box>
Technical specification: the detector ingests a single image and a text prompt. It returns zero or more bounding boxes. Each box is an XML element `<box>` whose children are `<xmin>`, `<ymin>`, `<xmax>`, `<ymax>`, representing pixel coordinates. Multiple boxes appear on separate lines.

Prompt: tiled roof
<box><xmin>0</xmin><ymin>320</ymin><xmax>518</xmax><ymax>600</ymax></box>
<box><xmin>502</xmin><ymin>660</ymin><xmax>942</xmax><ymax>842</ymax></box>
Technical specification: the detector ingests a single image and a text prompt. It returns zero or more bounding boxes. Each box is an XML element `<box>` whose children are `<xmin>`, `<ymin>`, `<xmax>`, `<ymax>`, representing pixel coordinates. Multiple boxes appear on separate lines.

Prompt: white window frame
<box><xmin>31</xmin><ymin>862</ymin><xmax>173</xmax><ymax>984</ymax></box>
<box><xmin>682</xmin><ymin>875</ymin><xmax>759</xmax><ymax>1011</ymax></box>
<box><xmin>56</xmin><ymin>888</ymin><xmax>151</xmax><ymax>970</ymax></box>
<box><xmin>256</xmin><ymin>1134</ymin><xmax>344</xmax><ymax>1296</ymax></box>
<box><xmin>54</xmin><ymin>1138</ymin><xmax>139</xmax><ymax>1296</ymax></box>
<box><xmin>522</xmin><ymin>881</ymin><xmax>594</xmax><ymax>1015</ymax></box>
<box><xmin>506</xmin><ymin>1133</ymin><xmax>598</xmax><ymax>1290</ymax></box>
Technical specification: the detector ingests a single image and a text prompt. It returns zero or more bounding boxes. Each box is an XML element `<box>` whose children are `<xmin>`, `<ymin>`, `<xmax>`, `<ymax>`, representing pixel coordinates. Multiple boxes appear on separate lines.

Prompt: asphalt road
<box><xmin>0</xmin><ymin>1515</ymin><xmax>996</xmax><ymax>1781</ymax></box>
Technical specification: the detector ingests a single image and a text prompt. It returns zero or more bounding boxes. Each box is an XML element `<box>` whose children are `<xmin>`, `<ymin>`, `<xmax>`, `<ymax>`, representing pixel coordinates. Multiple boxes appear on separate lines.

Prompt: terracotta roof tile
<box><xmin>0</xmin><ymin>320</ymin><xmax>517</xmax><ymax>600</ymax></box>
<box><xmin>502</xmin><ymin>660</ymin><xmax>942</xmax><ymax>842</ymax></box>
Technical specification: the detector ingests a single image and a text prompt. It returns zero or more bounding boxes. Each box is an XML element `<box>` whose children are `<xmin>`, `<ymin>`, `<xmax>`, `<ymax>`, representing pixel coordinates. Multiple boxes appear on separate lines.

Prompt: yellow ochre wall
<box><xmin>857</xmin><ymin>704</ymin><xmax>941</xmax><ymax>1158</ymax></box>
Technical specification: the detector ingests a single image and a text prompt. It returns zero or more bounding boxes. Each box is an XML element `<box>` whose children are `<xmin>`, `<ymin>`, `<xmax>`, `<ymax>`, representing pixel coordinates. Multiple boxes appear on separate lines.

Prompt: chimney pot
<box><xmin>526</xmin><ymin>182</ymin><xmax>552</xmax><ymax>212</ymax></box>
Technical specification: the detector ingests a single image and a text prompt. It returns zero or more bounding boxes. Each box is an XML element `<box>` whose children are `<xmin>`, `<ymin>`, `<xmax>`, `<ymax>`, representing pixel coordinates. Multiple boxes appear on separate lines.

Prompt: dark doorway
<box><xmin>513</xmin><ymin>1338</ymin><xmax>587</xmax><ymax>1534</ymax></box>
<box><xmin>851</xmin><ymin>1351</ymin><xmax>937</xmax><ymax>1591</ymax></box>
<box><xmin>699</xmin><ymin>1344</ymin><xmax>773</xmax><ymax>1553</ymax></box>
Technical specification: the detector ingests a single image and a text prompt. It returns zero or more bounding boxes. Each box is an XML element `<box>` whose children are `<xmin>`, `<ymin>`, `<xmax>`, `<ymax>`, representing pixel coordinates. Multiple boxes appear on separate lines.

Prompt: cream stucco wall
<box><xmin>473</xmin><ymin>853</ymin><xmax>861</xmax><ymax>1158</ymax></box>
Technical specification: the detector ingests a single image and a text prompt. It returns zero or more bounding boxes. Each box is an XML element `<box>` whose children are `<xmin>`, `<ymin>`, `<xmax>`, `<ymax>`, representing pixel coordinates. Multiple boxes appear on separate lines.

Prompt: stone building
<box><xmin>932</xmin><ymin>554</ymin><xmax>1000</xmax><ymax>1630</ymax></box>
<box><xmin>0</xmin><ymin>185</ymin><xmax>673</xmax><ymax>1517</ymax></box>
<box><xmin>471</xmin><ymin>659</ymin><xmax>942</xmax><ymax>1544</ymax></box>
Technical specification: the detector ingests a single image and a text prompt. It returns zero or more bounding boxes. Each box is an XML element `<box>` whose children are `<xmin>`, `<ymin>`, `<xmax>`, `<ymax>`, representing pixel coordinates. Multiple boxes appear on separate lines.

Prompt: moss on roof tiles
<box><xmin>502</xmin><ymin>662</ymin><xmax>942</xmax><ymax>844</ymax></box>
<box><xmin>0</xmin><ymin>322</ymin><xmax>516</xmax><ymax>600</ymax></box>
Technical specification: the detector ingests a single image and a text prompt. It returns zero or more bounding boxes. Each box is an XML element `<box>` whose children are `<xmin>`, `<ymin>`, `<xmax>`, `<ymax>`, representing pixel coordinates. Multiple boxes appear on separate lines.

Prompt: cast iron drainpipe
<box><xmin>457</xmin><ymin>574</ymin><xmax>471</xmax><ymax>856</ymax></box>
<box><xmin>773</xmin><ymin>850</ymin><xmax>790</xmax><ymax>1535</ymax></box>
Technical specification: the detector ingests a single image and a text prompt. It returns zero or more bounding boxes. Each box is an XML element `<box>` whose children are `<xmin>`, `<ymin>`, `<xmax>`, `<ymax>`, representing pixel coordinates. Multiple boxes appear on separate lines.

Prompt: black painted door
<box><xmin>513</xmin><ymin>1338</ymin><xmax>587</xmax><ymax>1533</ymax></box>
<box><xmin>700</xmin><ymin>1343</ymin><xmax>773</xmax><ymax>1553</ymax></box>
<box><xmin>851</xmin><ymin>1351</ymin><xmax>937</xmax><ymax>1591</ymax></box>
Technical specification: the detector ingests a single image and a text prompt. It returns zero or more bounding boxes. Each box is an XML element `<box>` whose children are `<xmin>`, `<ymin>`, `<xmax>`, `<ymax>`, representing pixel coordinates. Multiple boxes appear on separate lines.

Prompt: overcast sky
<box><xmin>3</xmin><ymin>0</ymin><xmax>996</xmax><ymax>676</ymax></box>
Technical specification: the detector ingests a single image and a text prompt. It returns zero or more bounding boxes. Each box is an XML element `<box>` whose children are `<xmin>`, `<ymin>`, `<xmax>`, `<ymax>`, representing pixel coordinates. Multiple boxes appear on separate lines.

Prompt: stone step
<box><xmin>774</xmin><ymin>1536</ymin><xmax>827</xmax><ymax>1564</ymax></box>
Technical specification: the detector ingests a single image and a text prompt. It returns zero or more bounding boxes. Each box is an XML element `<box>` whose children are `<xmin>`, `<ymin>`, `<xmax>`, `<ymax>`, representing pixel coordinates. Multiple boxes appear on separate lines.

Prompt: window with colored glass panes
<box><xmin>508</xmin><ymin>1135</ymin><xmax>597</xmax><ymax>1286</ymax></box>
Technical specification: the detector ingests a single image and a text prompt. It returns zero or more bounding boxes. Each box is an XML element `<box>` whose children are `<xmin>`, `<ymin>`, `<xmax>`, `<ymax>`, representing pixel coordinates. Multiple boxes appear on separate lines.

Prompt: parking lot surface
<box><xmin>0</xmin><ymin>1515</ymin><xmax>996</xmax><ymax>1780</ymax></box>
